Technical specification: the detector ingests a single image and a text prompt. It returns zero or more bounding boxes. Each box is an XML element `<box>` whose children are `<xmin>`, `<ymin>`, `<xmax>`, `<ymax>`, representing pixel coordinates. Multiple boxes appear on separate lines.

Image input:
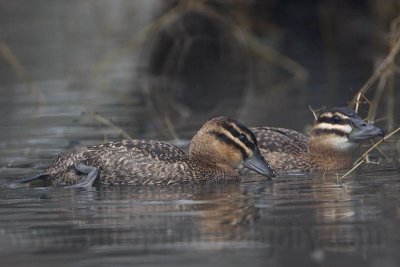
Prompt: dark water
<box><xmin>2</xmin><ymin>90</ymin><xmax>399</xmax><ymax>267</ymax></box>
<box><xmin>1</xmin><ymin>167</ymin><xmax>400</xmax><ymax>267</ymax></box>
<box><xmin>1</xmin><ymin>1</ymin><xmax>400</xmax><ymax>267</ymax></box>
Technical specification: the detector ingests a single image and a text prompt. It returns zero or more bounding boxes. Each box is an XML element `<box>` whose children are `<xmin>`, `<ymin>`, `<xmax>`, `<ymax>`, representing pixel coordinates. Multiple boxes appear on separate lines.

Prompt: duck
<box><xmin>20</xmin><ymin>116</ymin><xmax>275</xmax><ymax>187</ymax></box>
<box><xmin>249</xmin><ymin>107</ymin><xmax>385</xmax><ymax>172</ymax></box>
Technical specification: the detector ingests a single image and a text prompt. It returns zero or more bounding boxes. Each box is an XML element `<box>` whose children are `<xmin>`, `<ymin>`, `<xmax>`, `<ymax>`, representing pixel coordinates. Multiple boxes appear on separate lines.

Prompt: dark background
<box><xmin>0</xmin><ymin>0</ymin><xmax>398</xmax><ymax>151</ymax></box>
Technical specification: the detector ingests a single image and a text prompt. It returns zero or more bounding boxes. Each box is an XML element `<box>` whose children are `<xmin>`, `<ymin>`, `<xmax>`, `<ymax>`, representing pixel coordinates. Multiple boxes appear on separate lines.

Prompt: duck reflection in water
<box><xmin>2</xmin><ymin>183</ymin><xmax>262</xmax><ymax>249</ymax></box>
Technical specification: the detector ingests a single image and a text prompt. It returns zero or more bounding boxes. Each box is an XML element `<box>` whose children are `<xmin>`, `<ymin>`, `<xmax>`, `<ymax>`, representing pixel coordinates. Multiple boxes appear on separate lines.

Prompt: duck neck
<box><xmin>189</xmin><ymin>153</ymin><xmax>240</xmax><ymax>181</ymax></box>
<box><xmin>308</xmin><ymin>138</ymin><xmax>357</xmax><ymax>171</ymax></box>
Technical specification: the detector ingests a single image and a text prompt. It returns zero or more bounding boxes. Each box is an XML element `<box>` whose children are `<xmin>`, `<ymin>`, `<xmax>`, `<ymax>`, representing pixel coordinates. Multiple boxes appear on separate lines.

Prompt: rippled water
<box><xmin>1</xmin><ymin>56</ymin><xmax>400</xmax><ymax>267</ymax></box>
<box><xmin>1</xmin><ymin>89</ymin><xmax>399</xmax><ymax>267</ymax></box>
<box><xmin>1</xmin><ymin>2</ymin><xmax>400</xmax><ymax>266</ymax></box>
<box><xmin>1</xmin><ymin>167</ymin><xmax>400</xmax><ymax>267</ymax></box>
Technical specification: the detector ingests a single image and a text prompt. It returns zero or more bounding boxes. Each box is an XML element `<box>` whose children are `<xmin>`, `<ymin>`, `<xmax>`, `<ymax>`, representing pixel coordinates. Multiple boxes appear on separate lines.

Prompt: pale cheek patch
<box><xmin>314</xmin><ymin>123</ymin><xmax>352</xmax><ymax>133</ymax></box>
<box><xmin>326</xmin><ymin>136</ymin><xmax>355</xmax><ymax>151</ymax></box>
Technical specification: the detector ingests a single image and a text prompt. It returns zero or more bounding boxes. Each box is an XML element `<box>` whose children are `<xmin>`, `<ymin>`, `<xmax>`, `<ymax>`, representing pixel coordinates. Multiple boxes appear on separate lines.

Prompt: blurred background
<box><xmin>1</xmin><ymin>2</ymin><xmax>400</xmax><ymax>266</ymax></box>
<box><xmin>0</xmin><ymin>0</ymin><xmax>399</xmax><ymax>176</ymax></box>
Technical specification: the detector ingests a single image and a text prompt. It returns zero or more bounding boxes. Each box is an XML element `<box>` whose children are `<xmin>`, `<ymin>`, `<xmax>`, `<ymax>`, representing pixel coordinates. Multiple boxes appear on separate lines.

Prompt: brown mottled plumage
<box><xmin>20</xmin><ymin>116</ymin><xmax>274</xmax><ymax>187</ymax></box>
<box><xmin>250</xmin><ymin>107</ymin><xmax>385</xmax><ymax>172</ymax></box>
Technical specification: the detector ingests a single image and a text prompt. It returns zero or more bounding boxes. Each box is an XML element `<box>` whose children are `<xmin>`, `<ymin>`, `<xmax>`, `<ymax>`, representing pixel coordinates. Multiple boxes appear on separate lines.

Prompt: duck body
<box><xmin>250</xmin><ymin>107</ymin><xmax>385</xmax><ymax>173</ymax></box>
<box><xmin>250</xmin><ymin>126</ymin><xmax>353</xmax><ymax>172</ymax></box>
<box><xmin>21</xmin><ymin>116</ymin><xmax>274</xmax><ymax>187</ymax></box>
<box><xmin>43</xmin><ymin>140</ymin><xmax>239</xmax><ymax>186</ymax></box>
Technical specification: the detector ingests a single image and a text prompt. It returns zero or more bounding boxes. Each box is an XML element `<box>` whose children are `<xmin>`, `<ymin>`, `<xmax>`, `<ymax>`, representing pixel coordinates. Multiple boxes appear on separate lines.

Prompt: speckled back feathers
<box><xmin>29</xmin><ymin>116</ymin><xmax>273</xmax><ymax>187</ymax></box>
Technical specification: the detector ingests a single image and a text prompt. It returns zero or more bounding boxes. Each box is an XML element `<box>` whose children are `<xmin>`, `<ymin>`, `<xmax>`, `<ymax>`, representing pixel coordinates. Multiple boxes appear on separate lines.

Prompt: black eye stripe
<box><xmin>312</xmin><ymin>128</ymin><xmax>349</xmax><ymax>137</ymax></box>
<box><xmin>209</xmin><ymin>131</ymin><xmax>248</xmax><ymax>159</ymax></box>
<box><xmin>317</xmin><ymin>116</ymin><xmax>350</xmax><ymax>125</ymax></box>
<box><xmin>234</xmin><ymin>122</ymin><xmax>258</xmax><ymax>144</ymax></box>
<box><xmin>220</xmin><ymin>123</ymin><xmax>256</xmax><ymax>150</ymax></box>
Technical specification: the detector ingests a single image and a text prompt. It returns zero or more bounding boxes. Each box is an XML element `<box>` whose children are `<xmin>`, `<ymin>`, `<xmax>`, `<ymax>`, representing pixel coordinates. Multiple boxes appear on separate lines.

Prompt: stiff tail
<box><xmin>19</xmin><ymin>173</ymin><xmax>50</xmax><ymax>183</ymax></box>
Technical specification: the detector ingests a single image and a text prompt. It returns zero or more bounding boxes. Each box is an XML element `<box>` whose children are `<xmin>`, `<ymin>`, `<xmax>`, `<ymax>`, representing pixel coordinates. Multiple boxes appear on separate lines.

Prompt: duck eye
<box><xmin>238</xmin><ymin>134</ymin><xmax>247</xmax><ymax>142</ymax></box>
<box><xmin>332</xmin><ymin>115</ymin><xmax>341</xmax><ymax>124</ymax></box>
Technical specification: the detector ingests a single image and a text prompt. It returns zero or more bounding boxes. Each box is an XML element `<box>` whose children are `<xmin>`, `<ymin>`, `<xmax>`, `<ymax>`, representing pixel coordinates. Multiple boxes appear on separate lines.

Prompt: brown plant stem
<box><xmin>340</xmin><ymin>126</ymin><xmax>400</xmax><ymax>180</ymax></box>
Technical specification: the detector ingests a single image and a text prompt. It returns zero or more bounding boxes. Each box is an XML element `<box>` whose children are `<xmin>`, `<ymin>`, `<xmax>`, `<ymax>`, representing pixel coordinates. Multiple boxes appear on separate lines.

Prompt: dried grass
<box><xmin>341</xmin><ymin>16</ymin><xmax>400</xmax><ymax>179</ymax></box>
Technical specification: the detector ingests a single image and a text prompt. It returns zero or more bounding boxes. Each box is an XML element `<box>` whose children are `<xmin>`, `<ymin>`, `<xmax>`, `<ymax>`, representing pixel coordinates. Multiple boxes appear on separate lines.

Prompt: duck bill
<box><xmin>349</xmin><ymin>119</ymin><xmax>385</xmax><ymax>142</ymax></box>
<box><xmin>243</xmin><ymin>148</ymin><xmax>275</xmax><ymax>178</ymax></box>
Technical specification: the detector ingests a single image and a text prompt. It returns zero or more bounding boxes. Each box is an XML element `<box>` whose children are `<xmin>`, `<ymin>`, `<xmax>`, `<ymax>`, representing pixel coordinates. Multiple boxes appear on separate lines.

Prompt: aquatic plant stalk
<box><xmin>340</xmin><ymin>126</ymin><xmax>400</xmax><ymax>180</ymax></box>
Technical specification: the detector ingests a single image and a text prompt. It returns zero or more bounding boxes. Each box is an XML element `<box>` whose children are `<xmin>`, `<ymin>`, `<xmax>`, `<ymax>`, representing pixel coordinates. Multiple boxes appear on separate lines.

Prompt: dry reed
<box><xmin>341</xmin><ymin>16</ymin><xmax>400</xmax><ymax>179</ymax></box>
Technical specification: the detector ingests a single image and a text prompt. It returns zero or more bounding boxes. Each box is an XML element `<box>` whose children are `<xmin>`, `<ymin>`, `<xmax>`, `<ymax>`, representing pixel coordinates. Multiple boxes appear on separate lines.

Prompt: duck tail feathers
<box><xmin>19</xmin><ymin>173</ymin><xmax>50</xmax><ymax>183</ymax></box>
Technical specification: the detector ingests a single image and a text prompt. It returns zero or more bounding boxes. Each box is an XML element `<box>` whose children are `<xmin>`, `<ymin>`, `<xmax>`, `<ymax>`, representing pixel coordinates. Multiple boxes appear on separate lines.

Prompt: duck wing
<box><xmin>250</xmin><ymin>127</ymin><xmax>308</xmax><ymax>154</ymax></box>
<box><xmin>81</xmin><ymin>139</ymin><xmax>195</xmax><ymax>185</ymax></box>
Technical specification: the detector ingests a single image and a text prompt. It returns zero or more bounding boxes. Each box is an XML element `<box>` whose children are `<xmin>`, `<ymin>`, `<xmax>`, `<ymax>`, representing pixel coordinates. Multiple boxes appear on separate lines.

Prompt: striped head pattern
<box><xmin>310</xmin><ymin>107</ymin><xmax>384</xmax><ymax>152</ymax></box>
<box><xmin>190</xmin><ymin>116</ymin><xmax>274</xmax><ymax>178</ymax></box>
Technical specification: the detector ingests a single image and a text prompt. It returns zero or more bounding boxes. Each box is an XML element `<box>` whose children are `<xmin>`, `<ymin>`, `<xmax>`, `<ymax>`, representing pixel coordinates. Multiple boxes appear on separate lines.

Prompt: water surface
<box><xmin>1</xmin><ymin>167</ymin><xmax>400</xmax><ymax>267</ymax></box>
<box><xmin>1</xmin><ymin>2</ymin><xmax>400</xmax><ymax>266</ymax></box>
